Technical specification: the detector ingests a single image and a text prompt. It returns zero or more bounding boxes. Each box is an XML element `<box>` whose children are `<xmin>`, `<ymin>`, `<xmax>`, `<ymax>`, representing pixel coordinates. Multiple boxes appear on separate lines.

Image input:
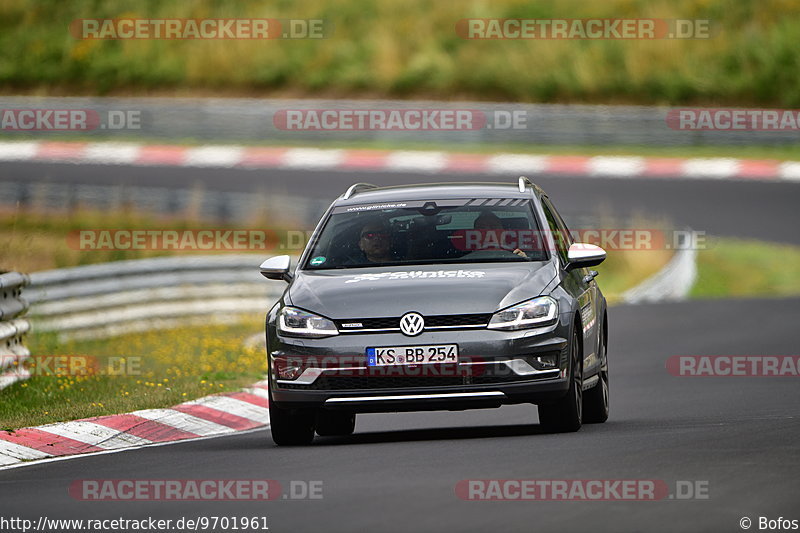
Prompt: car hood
<box><xmin>287</xmin><ymin>262</ymin><xmax>558</xmax><ymax>318</ymax></box>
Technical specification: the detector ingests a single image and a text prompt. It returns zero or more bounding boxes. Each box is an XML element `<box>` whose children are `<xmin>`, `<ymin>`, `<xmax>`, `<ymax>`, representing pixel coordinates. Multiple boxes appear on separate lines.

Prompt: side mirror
<box><xmin>566</xmin><ymin>243</ymin><xmax>606</xmax><ymax>270</ymax></box>
<box><xmin>260</xmin><ymin>255</ymin><xmax>293</xmax><ymax>282</ymax></box>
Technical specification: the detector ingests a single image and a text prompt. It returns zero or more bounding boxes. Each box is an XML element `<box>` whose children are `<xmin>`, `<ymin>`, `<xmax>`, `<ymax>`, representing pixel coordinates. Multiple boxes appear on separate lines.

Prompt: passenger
<box><xmin>472</xmin><ymin>212</ymin><xmax>527</xmax><ymax>258</ymax></box>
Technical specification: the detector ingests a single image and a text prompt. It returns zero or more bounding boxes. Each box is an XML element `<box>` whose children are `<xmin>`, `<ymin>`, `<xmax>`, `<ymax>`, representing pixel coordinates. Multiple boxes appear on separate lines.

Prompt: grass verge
<box><xmin>0</xmin><ymin>320</ymin><xmax>265</xmax><ymax>431</ymax></box>
<box><xmin>692</xmin><ymin>238</ymin><xmax>800</xmax><ymax>299</ymax></box>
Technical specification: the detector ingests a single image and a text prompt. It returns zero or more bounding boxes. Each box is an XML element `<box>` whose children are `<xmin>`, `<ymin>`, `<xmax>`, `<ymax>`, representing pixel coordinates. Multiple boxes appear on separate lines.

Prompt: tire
<box><xmin>583</xmin><ymin>320</ymin><xmax>609</xmax><ymax>424</ymax></box>
<box><xmin>538</xmin><ymin>325</ymin><xmax>583</xmax><ymax>433</ymax></box>
<box><xmin>269</xmin><ymin>400</ymin><xmax>316</xmax><ymax>446</ymax></box>
<box><xmin>316</xmin><ymin>411</ymin><xmax>356</xmax><ymax>437</ymax></box>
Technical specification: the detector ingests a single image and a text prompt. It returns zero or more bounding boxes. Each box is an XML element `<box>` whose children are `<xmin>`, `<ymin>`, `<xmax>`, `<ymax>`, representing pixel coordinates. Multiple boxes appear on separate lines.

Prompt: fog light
<box><xmin>532</xmin><ymin>354</ymin><xmax>559</xmax><ymax>370</ymax></box>
<box><xmin>273</xmin><ymin>356</ymin><xmax>305</xmax><ymax>380</ymax></box>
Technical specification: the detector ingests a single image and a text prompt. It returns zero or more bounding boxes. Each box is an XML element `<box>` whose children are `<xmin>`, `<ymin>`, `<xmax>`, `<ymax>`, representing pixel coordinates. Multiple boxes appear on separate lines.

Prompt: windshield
<box><xmin>302</xmin><ymin>199</ymin><xmax>548</xmax><ymax>269</ymax></box>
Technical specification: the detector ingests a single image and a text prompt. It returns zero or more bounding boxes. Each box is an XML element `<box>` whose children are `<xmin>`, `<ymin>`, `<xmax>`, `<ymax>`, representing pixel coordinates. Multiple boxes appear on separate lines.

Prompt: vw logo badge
<box><xmin>399</xmin><ymin>312</ymin><xmax>425</xmax><ymax>337</ymax></box>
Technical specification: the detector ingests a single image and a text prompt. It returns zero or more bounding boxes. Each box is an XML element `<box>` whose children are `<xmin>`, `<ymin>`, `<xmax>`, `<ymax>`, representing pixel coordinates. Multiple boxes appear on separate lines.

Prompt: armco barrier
<box><xmin>0</xmin><ymin>271</ymin><xmax>32</xmax><ymax>390</ymax></box>
<box><xmin>1</xmin><ymin>96</ymin><xmax>798</xmax><ymax>147</ymax></box>
<box><xmin>25</xmin><ymin>255</ymin><xmax>288</xmax><ymax>341</ymax></box>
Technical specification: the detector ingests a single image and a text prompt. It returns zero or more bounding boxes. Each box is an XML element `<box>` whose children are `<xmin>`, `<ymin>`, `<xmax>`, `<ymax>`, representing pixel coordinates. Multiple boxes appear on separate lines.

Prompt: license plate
<box><xmin>366</xmin><ymin>344</ymin><xmax>458</xmax><ymax>366</ymax></box>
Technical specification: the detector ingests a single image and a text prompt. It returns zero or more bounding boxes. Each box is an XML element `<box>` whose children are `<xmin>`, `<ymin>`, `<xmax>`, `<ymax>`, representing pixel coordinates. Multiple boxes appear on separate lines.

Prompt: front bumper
<box><xmin>267</xmin><ymin>316</ymin><xmax>573</xmax><ymax>413</ymax></box>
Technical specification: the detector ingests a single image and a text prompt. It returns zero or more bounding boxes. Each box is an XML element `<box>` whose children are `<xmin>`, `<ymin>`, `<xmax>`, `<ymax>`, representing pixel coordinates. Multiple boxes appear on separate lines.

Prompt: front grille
<box><xmin>335</xmin><ymin>313</ymin><xmax>491</xmax><ymax>332</ymax></box>
<box><xmin>338</xmin><ymin>317</ymin><xmax>399</xmax><ymax>330</ymax></box>
<box><xmin>427</xmin><ymin>314</ymin><xmax>492</xmax><ymax>327</ymax></box>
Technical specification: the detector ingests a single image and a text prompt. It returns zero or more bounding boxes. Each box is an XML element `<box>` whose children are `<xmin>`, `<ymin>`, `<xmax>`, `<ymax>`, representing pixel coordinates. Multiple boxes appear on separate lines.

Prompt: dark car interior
<box><xmin>309</xmin><ymin>205</ymin><xmax>547</xmax><ymax>268</ymax></box>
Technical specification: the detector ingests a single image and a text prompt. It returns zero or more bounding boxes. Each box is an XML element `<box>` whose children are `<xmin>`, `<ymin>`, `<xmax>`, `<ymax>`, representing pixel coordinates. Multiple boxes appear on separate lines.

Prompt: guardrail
<box><xmin>622</xmin><ymin>243</ymin><xmax>698</xmax><ymax>303</ymax></box>
<box><xmin>0</xmin><ymin>271</ymin><xmax>32</xmax><ymax>390</ymax></box>
<box><xmin>26</xmin><ymin>255</ymin><xmax>288</xmax><ymax>341</ymax></box>
<box><xmin>1</xmin><ymin>96</ymin><xmax>798</xmax><ymax>147</ymax></box>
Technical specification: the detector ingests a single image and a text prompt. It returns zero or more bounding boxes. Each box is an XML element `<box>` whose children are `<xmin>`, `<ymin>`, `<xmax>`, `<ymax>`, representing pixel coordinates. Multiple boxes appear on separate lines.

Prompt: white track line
<box><xmin>486</xmin><ymin>154</ymin><xmax>550</xmax><ymax>174</ymax></box>
<box><xmin>184</xmin><ymin>146</ymin><xmax>245</xmax><ymax>167</ymax></box>
<box><xmin>385</xmin><ymin>151</ymin><xmax>447</xmax><ymax>173</ymax></box>
<box><xmin>83</xmin><ymin>143</ymin><xmax>141</xmax><ymax>165</ymax></box>
<box><xmin>282</xmin><ymin>148</ymin><xmax>344</xmax><ymax>169</ymax></box>
<box><xmin>779</xmin><ymin>161</ymin><xmax>800</xmax><ymax>181</ymax></box>
<box><xmin>682</xmin><ymin>158</ymin><xmax>740</xmax><ymax>179</ymax></box>
<box><xmin>588</xmin><ymin>156</ymin><xmax>646</xmax><ymax>177</ymax></box>
<box><xmin>0</xmin><ymin>141</ymin><xmax>38</xmax><ymax>161</ymax></box>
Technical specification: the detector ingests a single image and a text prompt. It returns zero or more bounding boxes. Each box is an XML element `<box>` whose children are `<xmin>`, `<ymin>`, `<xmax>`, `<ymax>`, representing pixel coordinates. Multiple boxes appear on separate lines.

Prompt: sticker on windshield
<box><xmin>345</xmin><ymin>270</ymin><xmax>486</xmax><ymax>283</ymax></box>
<box><xmin>345</xmin><ymin>203</ymin><xmax>407</xmax><ymax>212</ymax></box>
<box><xmin>310</xmin><ymin>256</ymin><xmax>327</xmax><ymax>266</ymax></box>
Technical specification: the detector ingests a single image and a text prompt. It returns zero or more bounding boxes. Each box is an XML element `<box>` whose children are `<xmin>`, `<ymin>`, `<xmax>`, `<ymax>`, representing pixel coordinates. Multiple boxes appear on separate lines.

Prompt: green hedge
<box><xmin>1</xmin><ymin>0</ymin><xmax>798</xmax><ymax>106</ymax></box>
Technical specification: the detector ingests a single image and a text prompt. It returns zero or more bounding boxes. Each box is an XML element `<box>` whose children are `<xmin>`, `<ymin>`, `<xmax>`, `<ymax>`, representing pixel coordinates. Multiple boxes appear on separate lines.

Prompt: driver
<box><xmin>472</xmin><ymin>212</ymin><xmax>528</xmax><ymax>258</ymax></box>
<box><xmin>358</xmin><ymin>218</ymin><xmax>394</xmax><ymax>263</ymax></box>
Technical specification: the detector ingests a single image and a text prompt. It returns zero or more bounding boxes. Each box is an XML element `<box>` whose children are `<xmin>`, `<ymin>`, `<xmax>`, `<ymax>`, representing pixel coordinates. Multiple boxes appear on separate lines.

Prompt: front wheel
<box><xmin>538</xmin><ymin>326</ymin><xmax>583</xmax><ymax>433</ymax></box>
<box><xmin>583</xmin><ymin>322</ymin><xmax>609</xmax><ymax>424</ymax></box>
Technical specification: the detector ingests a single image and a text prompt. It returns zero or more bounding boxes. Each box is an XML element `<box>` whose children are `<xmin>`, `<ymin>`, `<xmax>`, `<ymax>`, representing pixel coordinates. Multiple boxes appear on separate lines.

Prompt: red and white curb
<box><xmin>1</xmin><ymin>141</ymin><xmax>799</xmax><ymax>182</ymax></box>
<box><xmin>0</xmin><ymin>380</ymin><xmax>270</xmax><ymax>469</ymax></box>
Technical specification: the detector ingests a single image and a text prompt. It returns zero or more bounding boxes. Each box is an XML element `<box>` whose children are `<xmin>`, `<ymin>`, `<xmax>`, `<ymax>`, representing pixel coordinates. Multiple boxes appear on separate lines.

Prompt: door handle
<box><xmin>583</xmin><ymin>270</ymin><xmax>599</xmax><ymax>284</ymax></box>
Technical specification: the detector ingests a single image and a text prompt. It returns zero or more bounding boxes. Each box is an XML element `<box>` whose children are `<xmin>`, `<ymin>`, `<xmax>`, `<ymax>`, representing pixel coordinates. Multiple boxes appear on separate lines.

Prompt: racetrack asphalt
<box><xmin>0</xmin><ymin>161</ymin><xmax>798</xmax><ymax>532</ymax></box>
<box><xmin>1</xmin><ymin>297</ymin><xmax>798</xmax><ymax>532</ymax></box>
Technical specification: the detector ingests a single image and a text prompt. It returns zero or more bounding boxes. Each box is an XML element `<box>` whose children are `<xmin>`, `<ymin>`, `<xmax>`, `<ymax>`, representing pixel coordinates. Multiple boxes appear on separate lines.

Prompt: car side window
<box><xmin>544</xmin><ymin>197</ymin><xmax>574</xmax><ymax>245</ymax></box>
<box><xmin>540</xmin><ymin>197</ymin><xmax>569</xmax><ymax>266</ymax></box>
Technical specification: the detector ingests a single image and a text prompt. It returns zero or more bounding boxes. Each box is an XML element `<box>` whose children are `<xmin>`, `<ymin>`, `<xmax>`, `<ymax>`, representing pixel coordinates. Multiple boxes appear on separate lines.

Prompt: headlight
<box><xmin>277</xmin><ymin>306</ymin><xmax>339</xmax><ymax>338</ymax></box>
<box><xmin>487</xmin><ymin>296</ymin><xmax>558</xmax><ymax>330</ymax></box>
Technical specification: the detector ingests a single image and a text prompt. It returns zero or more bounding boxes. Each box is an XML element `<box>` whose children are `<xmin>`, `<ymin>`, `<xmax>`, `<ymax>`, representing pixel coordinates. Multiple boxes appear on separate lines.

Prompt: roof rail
<box><xmin>518</xmin><ymin>176</ymin><xmax>534</xmax><ymax>193</ymax></box>
<box><xmin>343</xmin><ymin>182</ymin><xmax>378</xmax><ymax>200</ymax></box>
